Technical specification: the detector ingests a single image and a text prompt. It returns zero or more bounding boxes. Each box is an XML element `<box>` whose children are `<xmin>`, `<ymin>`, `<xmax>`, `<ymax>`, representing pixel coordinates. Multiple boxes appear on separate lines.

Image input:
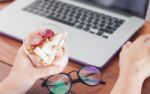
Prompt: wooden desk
<box><xmin>0</xmin><ymin>1</ymin><xmax>150</xmax><ymax>94</ymax></box>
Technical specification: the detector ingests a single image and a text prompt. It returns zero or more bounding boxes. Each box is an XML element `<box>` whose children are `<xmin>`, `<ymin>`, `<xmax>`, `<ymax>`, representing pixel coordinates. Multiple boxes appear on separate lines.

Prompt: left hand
<box><xmin>13</xmin><ymin>45</ymin><xmax>68</xmax><ymax>80</ymax></box>
<box><xmin>0</xmin><ymin>45</ymin><xmax>68</xmax><ymax>94</ymax></box>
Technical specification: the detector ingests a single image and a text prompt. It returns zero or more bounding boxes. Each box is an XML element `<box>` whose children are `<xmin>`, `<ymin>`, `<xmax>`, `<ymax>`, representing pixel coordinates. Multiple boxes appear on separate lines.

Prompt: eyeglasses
<box><xmin>42</xmin><ymin>66</ymin><xmax>106</xmax><ymax>94</ymax></box>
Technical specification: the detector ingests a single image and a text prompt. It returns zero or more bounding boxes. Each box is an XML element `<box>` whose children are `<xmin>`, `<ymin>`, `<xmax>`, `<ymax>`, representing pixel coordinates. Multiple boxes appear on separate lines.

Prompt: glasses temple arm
<box><xmin>72</xmin><ymin>79</ymin><xmax>80</xmax><ymax>84</ymax></box>
<box><xmin>80</xmin><ymin>73</ymin><xmax>106</xmax><ymax>85</ymax></box>
<box><xmin>69</xmin><ymin>90</ymin><xmax>77</xmax><ymax>94</ymax></box>
<box><xmin>100</xmin><ymin>80</ymin><xmax>106</xmax><ymax>85</ymax></box>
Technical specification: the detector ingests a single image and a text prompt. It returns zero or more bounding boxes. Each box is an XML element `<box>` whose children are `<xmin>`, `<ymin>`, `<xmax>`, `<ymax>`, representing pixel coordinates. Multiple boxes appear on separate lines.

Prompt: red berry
<box><xmin>30</xmin><ymin>34</ymin><xmax>44</xmax><ymax>47</ymax></box>
<box><xmin>41</xmin><ymin>29</ymin><xmax>54</xmax><ymax>39</ymax></box>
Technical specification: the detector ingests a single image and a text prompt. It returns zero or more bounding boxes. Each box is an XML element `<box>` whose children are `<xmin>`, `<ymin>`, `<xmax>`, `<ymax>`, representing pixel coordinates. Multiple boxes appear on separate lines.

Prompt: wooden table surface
<box><xmin>0</xmin><ymin>1</ymin><xmax>150</xmax><ymax>94</ymax></box>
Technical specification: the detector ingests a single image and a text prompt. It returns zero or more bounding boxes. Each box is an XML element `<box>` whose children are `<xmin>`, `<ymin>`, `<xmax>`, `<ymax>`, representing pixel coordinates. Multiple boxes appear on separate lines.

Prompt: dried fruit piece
<box><xmin>41</xmin><ymin>29</ymin><xmax>54</xmax><ymax>39</ymax></box>
<box><xmin>30</xmin><ymin>34</ymin><xmax>44</xmax><ymax>47</ymax></box>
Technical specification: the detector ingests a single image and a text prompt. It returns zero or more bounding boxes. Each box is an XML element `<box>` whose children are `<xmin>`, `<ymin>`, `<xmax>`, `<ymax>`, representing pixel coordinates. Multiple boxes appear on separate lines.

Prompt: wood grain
<box><xmin>1</xmin><ymin>25</ymin><xmax>150</xmax><ymax>94</ymax></box>
<box><xmin>0</xmin><ymin>1</ymin><xmax>150</xmax><ymax>94</ymax></box>
<box><xmin>0</xmin><ymin>34</ymin><xmax>21</xmax><ymax>65</ymax></box>
<box><xmin>0</xmin><ymin>61</ymin><xmax>11</xmax><ymax>81</ymax></box>
<box><xmin>0</xmin><ymin>0</ymin><xmax>13</xmax><ymax>9</ymax></box>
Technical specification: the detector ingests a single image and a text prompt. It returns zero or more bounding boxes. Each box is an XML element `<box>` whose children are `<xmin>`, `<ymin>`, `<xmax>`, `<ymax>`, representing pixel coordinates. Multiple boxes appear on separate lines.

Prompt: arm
<box><xmin>0</xmin><ymin>73</ymin><xmax>36</xmax><ymax>94</ymax></box>
<box><xmin>0</xmin><ymin>45</ymin><xmax>68</xmax><ymax>94</ymax></box>
<box><xmin>111</xmin><ymin>35</ymin><xmax>150</xmax><ymax>94</ymax></box>
<box><xmin>111</xmin><ymin>60</ymin><xmax>146</xmax><ymax>94</ymax></box>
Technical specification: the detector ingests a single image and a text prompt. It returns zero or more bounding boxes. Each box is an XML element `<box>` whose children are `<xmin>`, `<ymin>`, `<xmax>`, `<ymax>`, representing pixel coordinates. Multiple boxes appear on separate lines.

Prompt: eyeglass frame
<box><xmin>41</xmin><ymin>65</ymin><xmax>106</xmax><ymax>94</ymax></box>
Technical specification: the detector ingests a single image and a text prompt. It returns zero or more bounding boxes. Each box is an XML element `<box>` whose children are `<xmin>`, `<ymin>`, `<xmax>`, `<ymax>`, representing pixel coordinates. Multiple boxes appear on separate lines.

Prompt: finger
<box><xmin>54</xmin><ymin>44</ymin><xmax>68</xmax><ymax>61</ymax></box>
<box><xmin>54</xmin><ymin>50</ymin><xmax>68</xmax><ymax>68</ymax></box>
<box><xmin>33</xmin><ymin>50</ymin><xmax>68</xmax><ymax>78</ymax></box>
<box><xmin>35</xmin><ymin>65</ymin><xmax>61</xmax><ymax>78</ymax></box>
<box><xmin>125</xmin><ymin>41</ymin><xmax>132</xmax><ymax>48</ymax></box>
<box><xmin>15</xmin><ymin>46</ymin><xmax>33</xmax><ymax>66</ymax></box>
<box><xmin>17</xmin><ymin>46</ymin><xmax>27</xmax><ymax>57</ymax></box>
<box><xmin>143</xmin><ymin>35</ymin><xmax>150</xmax><ymax>43</ymax></box>
<box><xmin>144</xmin><ymin>35</ymin><xmax>150</xmax><ymax>46</ymax></box>
<box><xmin>53</xmin><ymin>45</ymin><xmax>69</xmax><ymax>68</ymax></box>
<box><xmin>37</xmin><ymin>61</ymin><xmax>67</xmax><ymax>76</ymax></box>
<box><xmin>122</xmin><ymin>41</ymin><xmax>132</xmax><ymax>50</ymax></box>
<box><xmin>53</xmin><ymin>50</ymin><xmax>69</xmax><ymax>66</ymax></box>
<box><xmin>134</xmin><ymin>35</ymin><xmax>150</xmax><ymax>44</ymax></box>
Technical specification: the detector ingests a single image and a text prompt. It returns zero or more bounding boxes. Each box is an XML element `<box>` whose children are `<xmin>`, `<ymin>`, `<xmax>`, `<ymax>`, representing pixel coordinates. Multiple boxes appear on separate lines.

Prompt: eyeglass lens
<box><xmin>46</xmin><ymin>66</ymin><xmax>102</xmax><ymax>94</ymax></box>
<box><xmin>79</xmin><ymin>66</ymin><xmax>101</xmax><ymax>85</ymax></box>
<box><xmin>46</xmin><ymin>74</ymin><xmax>71</xmax><ymax>94</ymax></box>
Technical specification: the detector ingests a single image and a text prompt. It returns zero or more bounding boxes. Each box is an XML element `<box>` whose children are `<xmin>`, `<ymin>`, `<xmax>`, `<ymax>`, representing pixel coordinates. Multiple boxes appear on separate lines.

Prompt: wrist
<box><xmin>119</xmin><ymin>67</ymin><xmax>146</xmax><ymax>84</ymax></box>
<box><xmin>0</xmin><ymin>72</ymin><xmax>36</xmax><ymax>94</ymax></box>
<box><xmin>112</xmin><ymin>71</ymin><xmax>145</xmax><ymax>94</ymax></box>
<box><xmin>119</xmin><ymin>61</ymin><xmax>148</xmax><ymax>82</ymax></box>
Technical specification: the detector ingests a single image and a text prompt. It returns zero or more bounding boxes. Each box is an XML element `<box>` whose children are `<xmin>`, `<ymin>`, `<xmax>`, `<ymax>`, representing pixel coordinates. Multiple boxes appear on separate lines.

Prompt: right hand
<box><xmin>119</xmin><ymin>35</ymin><xmax>150</xmax><ymax>79</ymax></box>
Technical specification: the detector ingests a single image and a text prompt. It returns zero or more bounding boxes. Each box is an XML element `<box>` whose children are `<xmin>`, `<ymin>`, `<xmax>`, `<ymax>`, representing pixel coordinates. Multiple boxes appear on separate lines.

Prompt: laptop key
<box><xmin>99</xmin><ymin>28</ymin><xmax>114</xmax><ymax>34</ymax></box>
<box><xmin>47</xmin><ymin>15</ymin><xmax>76</xmax><ymax>26</ymax></box>
<box><xmin>76</xmin><ymin>25</ymin><xmax>84</xmax><ymax>29</ymax></box>
<box><xmin>103</xmin><ymin>35</ymin><xmax>108</xmax><ymax>38</ymax></box>
<box><xmin>89</xmin><ymin>31</ymin><xmax>95</xmax><ymax>34</ymax></box>
<box><xmin>83</xmin><ymin>27</ymin><xmax>90</xmax><ymax>31</ymax></box>
<box><xmin>90</xmin><ymin>28</ymin><xmax>99</xmax><ymax>34</ymax></box>
<box><xmin>96</xmin><ymin>31</ymin><xmax>103</xmax><ymax>36</ymax></box>
<box><xmin>23</xmin><ymin>0</ymin><xmax>125</xmax><ymax>39</ymax></box>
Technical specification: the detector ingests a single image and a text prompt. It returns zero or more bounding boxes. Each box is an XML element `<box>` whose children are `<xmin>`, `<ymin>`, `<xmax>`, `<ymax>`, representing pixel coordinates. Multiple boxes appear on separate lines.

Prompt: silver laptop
<box><xmin>0</xmin><ymin>0</ymin><xmax>148</xmax><ymax>67</ymax></box>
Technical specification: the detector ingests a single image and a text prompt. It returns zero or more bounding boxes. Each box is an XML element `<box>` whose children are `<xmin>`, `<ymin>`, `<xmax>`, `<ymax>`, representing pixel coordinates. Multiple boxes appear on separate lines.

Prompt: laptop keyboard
<box><xmin>23</xmin><ymin>0</ymin><xmax>125</xmax><ymax>39</ymax></box>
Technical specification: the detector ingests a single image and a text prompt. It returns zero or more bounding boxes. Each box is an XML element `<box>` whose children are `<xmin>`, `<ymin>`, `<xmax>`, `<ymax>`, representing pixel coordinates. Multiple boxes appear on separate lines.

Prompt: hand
<box><xmin>119</xmin><ymin>35</ymin><xmax>150</xmax><ymax>79</ymax></box>
<box><xmin>110</xmin><ymin>35</ymin><xmax>150</xmax><ymax>94</ymax></box>
<box><xmin>0</xmin><ymin>45</ymin><xmax>68</xmax><ymax>94</ymax></box>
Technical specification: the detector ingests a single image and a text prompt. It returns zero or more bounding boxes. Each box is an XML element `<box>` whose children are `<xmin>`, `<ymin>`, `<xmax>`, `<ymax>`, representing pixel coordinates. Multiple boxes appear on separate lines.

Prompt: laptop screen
<box><xmin>83</xmin><ymin>0</ymin><xmax>149</xmax><ymax>18</ymax></box>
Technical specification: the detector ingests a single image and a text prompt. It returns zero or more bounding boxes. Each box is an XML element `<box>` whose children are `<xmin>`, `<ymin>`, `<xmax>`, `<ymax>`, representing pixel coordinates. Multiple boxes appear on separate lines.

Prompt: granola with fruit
<box><xmin>24</xmin><ymin>29</ymin><xmax>67</xmax><ymax>67</ymax></box>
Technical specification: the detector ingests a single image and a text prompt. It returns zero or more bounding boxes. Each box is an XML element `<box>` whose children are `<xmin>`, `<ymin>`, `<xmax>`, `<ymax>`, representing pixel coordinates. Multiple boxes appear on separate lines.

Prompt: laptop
<box><xmin>0</xmin><ymin>0</ymin><xmax>149</xmax><ymax>67</ymax></box>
